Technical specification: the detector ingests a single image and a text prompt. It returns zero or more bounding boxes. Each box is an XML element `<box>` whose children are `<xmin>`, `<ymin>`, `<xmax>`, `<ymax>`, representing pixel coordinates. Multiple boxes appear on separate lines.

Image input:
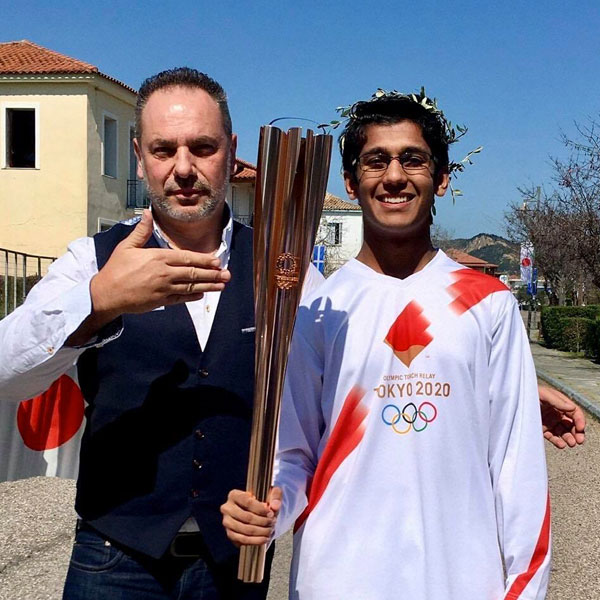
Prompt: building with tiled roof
<box><xmin>316</xmin><ymin>193</ymin><xmax>363</xmax><ymax>275</ymax></box>
<box><xmin>0</xmin><ymin>41</ymin><xmax>361</xmax><ymax>270</ymax></box>
<box><xmin>323</xmin><ymin>192</ymin><xmax>361</xmax><ymax>211</ymax></box>
<box><xmin>225</xmin><ymin>163</ymin><xmax>364</xmax><ymax>274</ymax></box>
<box><xmin>0</xmin><ymin>40</ymin><xmax>136</xmax><ymax>93</ymax></box>
<box><xmin>225</xmin><ymin>158</ymin><xmax>256</xmax><ymax>225</ymax></box>
<box><xmin>227</xmin><ymin>164</ymin><xmax>364</xmax><ymax>274</ymax></box>
<box><xmin>0</xmin><ymin>40</ymin><xmax>97</xmax><ymax>73</ymax></box>
<box><xmin>446</xmin><ymin>249</ymin><xmax>499</xmax><ymax>276</ymax></box>
<box><xmin>0</xmin><ymin>40</ymin><xmax>137</xmax><ymax>256</ymax></box>
<box><xmin>231</xmin><ymin>158</ymin><xmax>256</xmax><ymax>183</ymax></box>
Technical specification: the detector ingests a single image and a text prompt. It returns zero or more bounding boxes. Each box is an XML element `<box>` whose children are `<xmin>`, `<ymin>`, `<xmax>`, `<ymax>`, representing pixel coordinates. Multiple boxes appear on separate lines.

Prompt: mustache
<box><xmin>164</xmin><ymin>180</ymin><xmax>214</xmax><ymax>195</ymax></box>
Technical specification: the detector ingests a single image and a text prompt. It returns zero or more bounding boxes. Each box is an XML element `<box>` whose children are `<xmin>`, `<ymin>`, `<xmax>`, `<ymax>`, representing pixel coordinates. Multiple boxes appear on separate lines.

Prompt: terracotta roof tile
<box><xmin>0</xmin><ymin>40</ymin><xmax>136</xmax><ymax>94</ymax></box>
<box><xmin>323</xmin><ymin>192</ymin><xmax>361</xmax><ymax>211</ymax></box>
<box><xmin>446</xmin><ymin>248</ymin><xmax>498</xmax><ymax>268</ymax></box>
<box><xmin>0</xmin><ymin>40</ymin><xmax>97</xmax><ymax>74</ymax></box>
<box><xmin>231</xmin><ymin>158</ymin><xmax>256</xmax><ymax>182</ymax></box>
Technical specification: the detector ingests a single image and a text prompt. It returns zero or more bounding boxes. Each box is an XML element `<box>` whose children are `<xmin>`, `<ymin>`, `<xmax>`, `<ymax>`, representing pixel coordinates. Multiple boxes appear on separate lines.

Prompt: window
<box><xmin>327</xmin><ymin>222</ymin><xmax>342</xmax><ymax>245</ymax></box>
<box><xmin>103</xmin><ymin>113</ymin><xmax>118</xmax><ymax>178</ymax></box>
<box><xmin>4</xmin><ymin>107</ymin><xmax>38</xmax><ymax>168</ymax></box>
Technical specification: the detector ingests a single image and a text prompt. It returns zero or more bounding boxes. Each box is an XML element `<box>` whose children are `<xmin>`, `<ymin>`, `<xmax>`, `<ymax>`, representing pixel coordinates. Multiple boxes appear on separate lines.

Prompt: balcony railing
<box><xmin>1</xmin><ymin>248</ymin><xmax>56</xmax><ymax>318</ymax></box>
<box><xmin>127</xmin><ymin>179</ymin><xmax>150</xmax><ymax>209</ymax></box>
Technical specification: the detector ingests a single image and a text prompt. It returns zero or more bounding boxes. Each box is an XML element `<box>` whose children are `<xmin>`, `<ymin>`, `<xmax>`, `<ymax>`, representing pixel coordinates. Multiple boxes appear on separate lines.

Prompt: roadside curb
<box><xmin>536</xmin><ymin>368</ymin><xmax>600</xmax><ymax>422</ymax></box>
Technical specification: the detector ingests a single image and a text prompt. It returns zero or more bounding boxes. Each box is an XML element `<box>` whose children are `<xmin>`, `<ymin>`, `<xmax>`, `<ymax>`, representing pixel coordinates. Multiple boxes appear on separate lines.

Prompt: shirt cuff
<box><xmin>61</xmin><ymin>277</ymin><xmax>123</xmax><ymax>349</ymax></box>
<box><xmin>73</xmin><ymin>316</ymin><xmax>124</xmax><ymax>349</ymax></box>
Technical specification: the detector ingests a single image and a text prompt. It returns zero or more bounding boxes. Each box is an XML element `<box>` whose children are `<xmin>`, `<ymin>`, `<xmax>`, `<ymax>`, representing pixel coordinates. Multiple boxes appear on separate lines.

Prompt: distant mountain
<box><xmin>438</xmin><ymin>233</ymin><xmax>520</xmax><ymax>274</ymax></box>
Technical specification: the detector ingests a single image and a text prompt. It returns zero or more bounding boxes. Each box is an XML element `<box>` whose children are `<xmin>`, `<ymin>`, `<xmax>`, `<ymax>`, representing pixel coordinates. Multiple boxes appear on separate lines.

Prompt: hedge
<box><xmin>540</xmin><ymin>305</ymin><xmax>600</xmax><ymax>357</ymax></box>
<box><xmin>590</xmin><ymin>319</ymin><xmax>600</xmax><ymax>359</ymax></box>
<box><xmin>540</xmin><ymin>305</ymin><xmax>600</xmax><ymax>349</ymax></box>
<box><xmin>558</xmin><ymin>317</ymin><xmax>595</xmax><ymax>354</ymax></box>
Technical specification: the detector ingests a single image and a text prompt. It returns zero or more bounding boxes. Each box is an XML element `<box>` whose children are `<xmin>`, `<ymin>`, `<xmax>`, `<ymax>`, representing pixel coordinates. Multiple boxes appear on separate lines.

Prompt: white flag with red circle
<box><xmin>0</xmin><ymin>367</ymin><xmax>85</xmax><ymax>481</ymax></box>
<box><xmin>520</xmin><ymin>242</ymin><xmax>534</xmax><ymax>285</ymax></box>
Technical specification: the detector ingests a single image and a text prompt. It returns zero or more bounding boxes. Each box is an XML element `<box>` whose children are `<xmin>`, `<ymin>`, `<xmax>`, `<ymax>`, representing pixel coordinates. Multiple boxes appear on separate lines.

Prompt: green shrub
<box><xmin>589</xmin><ymin>318</ymin><xmax>600</xmax><ymax>360</ymax></box>
<box><xmin>558</xmin><ymin>317</ymin><xmax>595</xmax><ymax>354</ymax></box>
<box><xmin>541</xmin><ymin>305</ymin><xmax>600</xmax><ymax>348</ymax></box>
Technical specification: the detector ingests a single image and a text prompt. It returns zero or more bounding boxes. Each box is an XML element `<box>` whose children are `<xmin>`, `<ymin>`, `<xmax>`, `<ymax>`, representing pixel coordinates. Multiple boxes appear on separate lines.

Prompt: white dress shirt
<box><xmin>0</xmin><ymin>205</ymin><xmax>325</xmax><ymax>532</ymax></box>
<box><xmin>0</xmin><ymin>207</ymin><xmax>324</xmax><ymax>404</ymax></box>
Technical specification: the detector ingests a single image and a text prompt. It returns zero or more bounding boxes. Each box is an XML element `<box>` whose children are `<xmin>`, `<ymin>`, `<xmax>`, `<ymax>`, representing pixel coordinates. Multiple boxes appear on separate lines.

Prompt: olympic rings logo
<box><xmin>381</xmin><ymin>401</ymin><xmax>438</xmax><ymax>435</ymax></box>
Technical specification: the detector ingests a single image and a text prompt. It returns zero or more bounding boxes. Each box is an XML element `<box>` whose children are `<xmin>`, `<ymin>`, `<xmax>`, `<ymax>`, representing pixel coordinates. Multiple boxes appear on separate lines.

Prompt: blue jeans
<box><xmin>62</xmin><ymin>527</ymin><xmax>272</xmax><ymax>600</ymax></box>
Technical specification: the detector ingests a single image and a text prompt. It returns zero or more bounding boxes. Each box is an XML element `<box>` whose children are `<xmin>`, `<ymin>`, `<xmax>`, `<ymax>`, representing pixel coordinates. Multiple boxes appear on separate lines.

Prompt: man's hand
<box><xmin>67</xmin><ymin>210</ymin><xmax>230</xmax><ymax>346</ymax></box>
<box><xmin>91</xmin><ymin>209</ymin><xmax>230</xmax><ymax>318</ymax></box>
<box><xmin>221</xmin><ymin>487</ymin><xmax>282</xmax><ymax>547</ymax></box>
<box><xmin>539</xmin><ymin>384</ymin><xmax>586</xmax><ymax>449</ymax></box>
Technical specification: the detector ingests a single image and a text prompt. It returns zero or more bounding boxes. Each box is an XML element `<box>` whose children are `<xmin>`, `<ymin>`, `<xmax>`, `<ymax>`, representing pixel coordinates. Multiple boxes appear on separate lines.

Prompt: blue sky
<box><xmin>3</xmin><ymin>0</ymin><xmax>600</xmax><ymax>238</ymax></box>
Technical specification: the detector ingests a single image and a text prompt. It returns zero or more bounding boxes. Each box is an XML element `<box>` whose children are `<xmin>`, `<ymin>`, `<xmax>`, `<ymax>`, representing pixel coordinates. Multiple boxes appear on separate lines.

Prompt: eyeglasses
<box><xmin>354</xmin><ymin>150</ymin><xmax>435</xmax><ymax>173</ymax></box>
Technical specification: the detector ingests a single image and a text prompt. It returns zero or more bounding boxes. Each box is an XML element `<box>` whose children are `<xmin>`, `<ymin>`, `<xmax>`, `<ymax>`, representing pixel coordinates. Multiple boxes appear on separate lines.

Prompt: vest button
<box><xmin>198</xmin><ymin>369</ymin><xmax>209</xmax><ymax>378</ymax></box>
<box><xmin>190</xmin><ymin>489</ymin><xmax>200</xmax><ymax>498</ymax></box>
<box><xmin>194</xmin><ymin>430</ymin><xmax>205</xmax><ymax>440</ymax></box>
<box><xmin>192</xmin><ymin>459</ymin><xmax>203</xmax><ymax>470</ymax></box>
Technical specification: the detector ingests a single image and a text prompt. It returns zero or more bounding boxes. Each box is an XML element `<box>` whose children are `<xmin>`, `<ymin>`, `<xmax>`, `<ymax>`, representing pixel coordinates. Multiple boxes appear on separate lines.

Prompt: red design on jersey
<box><xmin>17</xmin><ymin>374</ymin><xmax>85</xmax><ymax>451</ymax></box>
<box><xmin>384</xmin><ymin>301</ymin><xmax>432</xmax><ymax>367</ymax></box>
<box><xmin>447</xmin><ymin>268</ymin><xmax>509</xmax><ymax>315</ymax></box>
<box><xmin>505</xmin><ymin>493</ymin><xmax>551</xmax><ymax>599</ymax></box>
<box><xmin>294</xmin><ymin>386</ymin><xmax>368</xmax><ymax>533</ymax></box>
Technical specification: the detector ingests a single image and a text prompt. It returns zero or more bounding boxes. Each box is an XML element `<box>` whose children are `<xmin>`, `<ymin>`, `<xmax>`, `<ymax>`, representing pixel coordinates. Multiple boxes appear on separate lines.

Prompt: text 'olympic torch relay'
<box><xmin>238</xmin><ymin>126</ymin><xmax>332</xmax><ymax>583</ymax></box>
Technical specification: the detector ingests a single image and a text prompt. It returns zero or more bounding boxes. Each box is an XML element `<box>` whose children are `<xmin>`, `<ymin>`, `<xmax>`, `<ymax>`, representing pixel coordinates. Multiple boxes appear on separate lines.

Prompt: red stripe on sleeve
<box><xmin>447</xmin><ymin>268</ymin><xmax>509</xmax><ymax>315</ymax></box>
<box><xmin>505</xmin><ymin>493</ymin><xmax>551</xmax><ymax>599</ymax></box>
<box><xmin>294</xmin><ymin>386</ymin><xmax>368</xmax><ymax>533</ymax></box>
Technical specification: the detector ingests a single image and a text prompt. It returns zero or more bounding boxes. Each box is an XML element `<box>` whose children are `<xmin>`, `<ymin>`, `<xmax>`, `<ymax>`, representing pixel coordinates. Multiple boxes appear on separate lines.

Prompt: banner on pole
<box><xmin>520</xmin><ymin>242</ymin><xmax>534</xmax><ymax>289</ymax></box>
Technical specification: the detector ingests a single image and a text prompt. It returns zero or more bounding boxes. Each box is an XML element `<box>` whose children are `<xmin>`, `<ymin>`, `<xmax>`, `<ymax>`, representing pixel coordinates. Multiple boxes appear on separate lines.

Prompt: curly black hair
<box><xmin>340</xmin><ymin>96</ymin><xmax>449</xmax><ymax>181</ymax></box>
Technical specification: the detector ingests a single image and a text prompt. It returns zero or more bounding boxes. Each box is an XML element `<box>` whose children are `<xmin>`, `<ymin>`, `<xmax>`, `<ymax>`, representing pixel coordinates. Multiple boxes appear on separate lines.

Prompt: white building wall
<box><xmin>318</xmin><ymin>210</ymin><xmax>363</xmax><ymax>274</ymax></box>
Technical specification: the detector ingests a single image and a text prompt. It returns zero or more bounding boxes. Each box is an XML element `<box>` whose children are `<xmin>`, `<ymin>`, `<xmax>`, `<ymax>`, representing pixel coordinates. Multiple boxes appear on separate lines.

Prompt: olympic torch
<box><xmin>238</xmin><ymin>126</ymin><xmax>332</xmax><ymax>583</ymax></box>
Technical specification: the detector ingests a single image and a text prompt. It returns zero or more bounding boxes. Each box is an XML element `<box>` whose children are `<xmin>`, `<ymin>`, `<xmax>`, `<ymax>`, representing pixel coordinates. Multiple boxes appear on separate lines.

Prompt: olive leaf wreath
<box><xmin>320</xmin><ymin>87</ymin><xmax>483</xmax><ymax>203</ymax></box>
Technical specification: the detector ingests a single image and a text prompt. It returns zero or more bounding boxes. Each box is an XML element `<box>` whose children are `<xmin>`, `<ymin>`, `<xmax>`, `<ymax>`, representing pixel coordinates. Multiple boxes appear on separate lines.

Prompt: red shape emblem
<box><xmin>521</xmin><ymin>257</ymin><xmax>532</xmax><ymax>267</ymax></box>
<box><xmin>17</xmin><ymin>374</ymin><xmax>85</xmax><ymax>451</ymax></box>
<box><xmin>384</xmin><ymin>301</ymin><xmax>433</xmax><ymax>368</ymax></box>
<box><xmin>447</xmin><ymin>268</ymin><xmax>509</xmax><ymax>315</ymax></box>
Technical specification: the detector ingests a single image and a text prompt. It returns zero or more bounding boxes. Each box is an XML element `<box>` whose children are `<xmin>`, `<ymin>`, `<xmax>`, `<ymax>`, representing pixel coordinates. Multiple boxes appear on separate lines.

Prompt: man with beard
<box><xmin>0</xmin><ymin>68</ymin><xmax>287</xmax><ymax>599</ymax></box>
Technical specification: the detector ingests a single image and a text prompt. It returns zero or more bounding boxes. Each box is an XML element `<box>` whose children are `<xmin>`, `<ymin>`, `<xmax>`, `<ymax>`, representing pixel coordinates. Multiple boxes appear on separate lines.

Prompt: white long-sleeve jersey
<box><xmin>274</xmin><ymin>251</ymin><xmax>550</xmax><ymax>600</ymax></box>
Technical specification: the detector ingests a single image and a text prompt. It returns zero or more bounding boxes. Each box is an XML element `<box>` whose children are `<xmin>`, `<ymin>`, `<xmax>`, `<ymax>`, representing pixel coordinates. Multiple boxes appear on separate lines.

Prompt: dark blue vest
<box><xmin>76</xmin><ymin>221</ymin><xmax>255</xmax><ymax>562</ymax></box>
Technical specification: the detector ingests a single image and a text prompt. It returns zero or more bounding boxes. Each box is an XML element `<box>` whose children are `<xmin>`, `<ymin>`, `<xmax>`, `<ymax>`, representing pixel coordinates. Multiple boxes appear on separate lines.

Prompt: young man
<box><xmin>222</xmin><ymin>92</ymin><xmax>551</xmax><ymax>599</ymax></box>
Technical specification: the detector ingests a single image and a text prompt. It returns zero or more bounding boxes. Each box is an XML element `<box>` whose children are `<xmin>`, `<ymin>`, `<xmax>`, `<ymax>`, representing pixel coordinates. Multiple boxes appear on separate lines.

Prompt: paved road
<box><xmin>523</xmin><ymin>308</ymin><xmax>600</xmax><ymax>418</ymax></box>
<box><xmin>532</xmin><ymin>342</ymin><xmax>600</xmax><ymax>419</ymax></box>
<box><xmin>2</xmin><ymin>415</ymin><xmax>598</xmax><ymax>600</ymax></box>
<box><xmin>545</xmin><ymin>415</ymin><xmax>600</xmax><ymax>600</ymax></box>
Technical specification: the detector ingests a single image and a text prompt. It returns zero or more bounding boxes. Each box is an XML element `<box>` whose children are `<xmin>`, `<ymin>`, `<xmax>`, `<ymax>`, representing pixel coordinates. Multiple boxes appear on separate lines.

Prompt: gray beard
<box><xmin>143</xmin><ymin>155</ymin><xmax>231</xmax><ymax>223</ymax></box>
<box><xmin>147</xmin><ymin>184</ymin><xmax>225</xmax><ymax>222</ymax></box>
